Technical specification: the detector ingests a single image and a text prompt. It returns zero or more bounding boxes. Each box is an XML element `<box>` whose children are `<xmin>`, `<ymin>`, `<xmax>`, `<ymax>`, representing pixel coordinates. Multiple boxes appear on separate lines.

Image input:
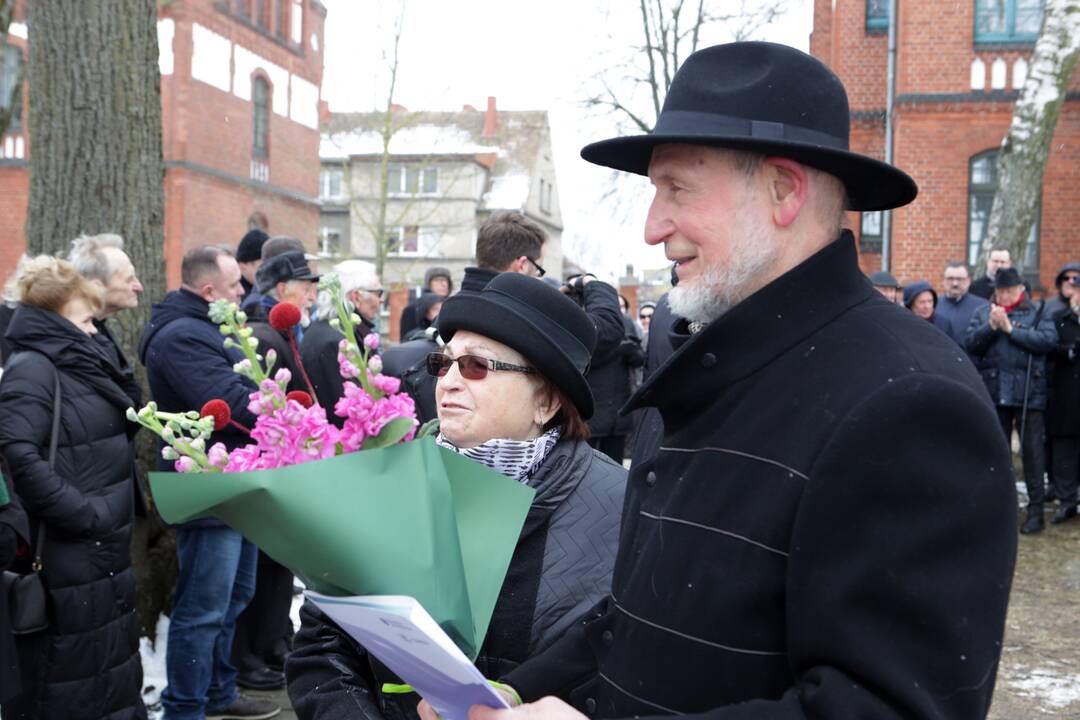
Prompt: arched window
<box><xmin>253</xmin><ymin>76</ymin><xmax>269</xmax><ymax>158</ymax></box>
<box><xmin>968</xmin><ymin>150</ymin><xmax>1038</xmax><ymax>271</ymax></box>
<box><xmin>0</xmin><ymin>45</ymin><xmax>23</xmax><ymax>133</ymax></box>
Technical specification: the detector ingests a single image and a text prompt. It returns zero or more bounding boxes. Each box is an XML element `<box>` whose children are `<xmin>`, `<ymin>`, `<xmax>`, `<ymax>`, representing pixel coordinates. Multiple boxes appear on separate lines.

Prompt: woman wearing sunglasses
<box><xmin>288</xmin><ymin>273</ymin><xmax>626</xmax><ymax>720</ymax></box>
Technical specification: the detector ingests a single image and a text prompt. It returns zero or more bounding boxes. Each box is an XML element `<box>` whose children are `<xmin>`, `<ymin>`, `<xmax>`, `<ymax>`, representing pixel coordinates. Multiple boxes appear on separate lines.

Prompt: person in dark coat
<box><xmin>287</xmin><ymin>273</ymin><xmax>625</xmax><ymax>720</ymax></box>
<box><xmin>138</xmin><ymin>246</ymin><xmax>279</xmax><ymax>720</ymax></box>
<box><xmin>1045</xmin><ymin>261</ymin><xmax>1080</xmax><ymax>318</ymax></box>
<box><xmin>301</xmin><ymin>259</ymin><xmax>381</xmax><ymax>422</ymax></box>
<box><xmin>230</xmin><ymin>251</ymin><xmax>319</xmax><ymax>691</ymax></box>
<box><xmin>1047</xmin><ymin>293</ymin><xmax>1080</xmax><ymax>523</ymax></box>
<box><xmin>399</xmin><ymin>266</ymin><xmax>452</xmax><ymax>339</ymax></box>
<box><xmin>969</xmin><ymin>246</ymin><xmax>1013</xmax><ymax>300</ymax></box>
<box><xmin>935</xmin><ymin>261</ymin><xmax>988</xmax><ymax>346</ymax></box>
<box><xmin>868</xmin><ymin>269</ymin><xmax>901</xmax><ymax>303</ymax></box>
<box><xmin>559</xmin><ymin>276</ymin><xmax>629</xmax><ymax>463</ymax></box>
<box><xmin>0</xmin><ymin>256</ymin><xmax>145</xmax><ymax>720</ymax></box>
<box><xmin>0</xmin><ymin>474</ymin><xmax>29</xmax><ymax>704</ymax></box>
<box><xmin>964</xmin><ymin>266</ymin><xmax>1058</xmax><ymax>534</ymax></box>
<box><xmin>236</xmin><ymin>228</ymin><xmax>269</xmax><ymax>302</ymax></box>
<box><xmin>902</xmin><ymin>279</ymin><xmax>950</xmax><ymax>333</ymax></box>
<box><xmin>422</xmin><ymin>42</ymin><xmax>1017</xmax><ymax>720</ymax></box>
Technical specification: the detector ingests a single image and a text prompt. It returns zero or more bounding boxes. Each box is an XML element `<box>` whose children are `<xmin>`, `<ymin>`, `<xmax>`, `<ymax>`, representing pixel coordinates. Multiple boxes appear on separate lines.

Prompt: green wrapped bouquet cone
<box><xmin>149</xmin><ymin>437</ymin><xmax>534</xmax><ymax>659</ymax></box>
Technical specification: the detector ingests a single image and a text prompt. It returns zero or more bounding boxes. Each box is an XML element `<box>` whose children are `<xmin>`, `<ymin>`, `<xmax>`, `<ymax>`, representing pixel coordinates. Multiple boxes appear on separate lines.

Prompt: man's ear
<box><xmin>763</xmin><ymin>157</ymin><xmax>809</xmax><ymax>228</ymax></box>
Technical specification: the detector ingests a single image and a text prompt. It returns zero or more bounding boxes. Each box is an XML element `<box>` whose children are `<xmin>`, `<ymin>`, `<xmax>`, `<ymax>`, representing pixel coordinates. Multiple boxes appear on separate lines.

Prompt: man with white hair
<box><xmin>67</xmin><ymin>232</ymin><xmax>145</xmax><ymax>411</ymax></box>
<box><xmin>300</xmin><ymin>259</ymin><xmax>382</xmax><ymax>416</ymax></box>
<box><xmin>422</xmin><ymin>42</ymin><xmax>1017</xmax><ymax>720</ymax></box>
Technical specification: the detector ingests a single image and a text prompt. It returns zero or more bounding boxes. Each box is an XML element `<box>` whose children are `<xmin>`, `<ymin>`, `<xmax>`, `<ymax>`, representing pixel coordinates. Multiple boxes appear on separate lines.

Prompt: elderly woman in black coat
<box><xmin>0</xmin><ymin>256</ymin><xmax>145</xmax><ymax>719</ymax></box>
<box><xmin>287</xmin><ymin>273</ymin><xmax>626</xmax><ymax>720</ymax></box>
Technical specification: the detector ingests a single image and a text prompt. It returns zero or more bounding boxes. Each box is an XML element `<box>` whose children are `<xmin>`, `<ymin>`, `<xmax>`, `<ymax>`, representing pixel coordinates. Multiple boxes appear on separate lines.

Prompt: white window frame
<box><xmin>387</xmin><ymin>164</ymin><xmax>439</xmax><ymax>196</ymax></box>
<box><xmin>319</xmin><ymin>169</ymin><xmax>343</xmax><ymax>199</ymax></box>
<box><xmin>388</xmin><ymin>225</ymin><xmax>439</xmax><ymax>256</ymax></box>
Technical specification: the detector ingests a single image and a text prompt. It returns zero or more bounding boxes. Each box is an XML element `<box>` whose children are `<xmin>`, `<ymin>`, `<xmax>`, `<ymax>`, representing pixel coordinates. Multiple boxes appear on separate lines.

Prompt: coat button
<box><xmin>585</xmin><ymin>698</ymin><xmax>597</xmax><ymax>714</ymax></box>
<box><xmin>645</xmin><ymin>471</ymin><xmax>657</xmax><ymax>486</ymax></box>
<box><xmin>701</xmin><ymin>352</ymin><xmax>717</xmax><ymax>368</ymax></box>
<box><xmin>601</xmin><ymin>630</ymin><xmax>614</xmax><ymax>646</ymax></box>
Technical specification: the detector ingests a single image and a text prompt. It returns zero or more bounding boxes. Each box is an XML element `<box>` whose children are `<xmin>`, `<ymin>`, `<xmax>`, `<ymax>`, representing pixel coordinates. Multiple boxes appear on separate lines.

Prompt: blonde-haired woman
<box><xmin>0</xmin><ymin>256</ymin><xmax>146</xmax><ymax>719</ymax></box>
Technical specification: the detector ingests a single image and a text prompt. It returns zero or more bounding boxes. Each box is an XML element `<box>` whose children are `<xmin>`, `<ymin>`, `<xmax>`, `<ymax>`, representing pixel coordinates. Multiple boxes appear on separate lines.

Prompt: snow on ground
<box><xmin>1004</xmin><ymin>663</ymin><xmax>1080</xmax><ymax>713</ymax></box>
<box><xmin>138</xmin><ymin>585</ymin><xmax>305</xmax><ymax>720</ymax></box>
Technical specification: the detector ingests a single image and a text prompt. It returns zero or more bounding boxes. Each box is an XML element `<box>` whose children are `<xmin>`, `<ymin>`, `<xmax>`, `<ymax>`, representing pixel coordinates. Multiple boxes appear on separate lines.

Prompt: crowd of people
<box><xmin>872</xmin><ymin>250</ymin><xmax>1080</xmax><ymax>535</ymax></box>
<box><xmin>0</xmin><ymin>39</ymin><xmax>1069</xmax><ymax>720</ymax></box>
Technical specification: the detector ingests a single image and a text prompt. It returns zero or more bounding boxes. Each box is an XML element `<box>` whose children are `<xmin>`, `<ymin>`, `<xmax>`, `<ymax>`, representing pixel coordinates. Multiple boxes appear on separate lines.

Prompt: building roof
<box><xmin>320</xmin><ymin>107</ymin><xmax>551</xmax><ymax>212</ymax></box>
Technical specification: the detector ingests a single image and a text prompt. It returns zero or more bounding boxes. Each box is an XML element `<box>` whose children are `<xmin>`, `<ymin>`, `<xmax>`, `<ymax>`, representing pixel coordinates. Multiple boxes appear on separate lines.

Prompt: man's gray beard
<box><xmin>667</xmin><ymin>223</ymin><xmax>782</xmax><ymax>325</ymax></box>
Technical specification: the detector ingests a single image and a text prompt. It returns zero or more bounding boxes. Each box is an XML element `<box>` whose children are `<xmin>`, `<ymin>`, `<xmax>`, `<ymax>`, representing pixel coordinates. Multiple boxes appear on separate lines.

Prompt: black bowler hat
<box><xmin>436</xmin><ymin>273</ymin><xmax>597</xmax><ymax>419</ymax></box>
<box><xmin>994</xmin><ymin>267</ymin><xmax>1024</xmax><ymax>289</ymax></box>
<box><xmin>237</xmin><ymin>229</ymin><xmax>269</xmax><ymax>263</ymax></box>
<box><xmin>580</xmin><ymin>42</ymin><xmax>918</xmax><ymax>212</ymax></box>
<box><xmin>255</xmin><ymin>251</ymin><xmax>320</xmax><ymax>294</ymax></box>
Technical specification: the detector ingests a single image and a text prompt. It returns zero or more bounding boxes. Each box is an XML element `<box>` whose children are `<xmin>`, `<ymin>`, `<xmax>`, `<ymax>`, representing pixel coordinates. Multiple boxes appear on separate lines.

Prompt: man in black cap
<box><xmin>868</xmin><ymin>269</ymin><xmax>901</xmax><ymax>303</ymax></box>
<box><xmin>236</xmin><ymin>228</ymin><xmax>269</xmax><ymax>301</ymax></box>
<box><xmin>428</xmin><ymin>41</ymin><xmax>1017</xmax><ymax>720</ymax></box>
<box><xmin>965</xmin><ymin>266</ymin><xmax>1058</xmax><ymax>534</ymax></box>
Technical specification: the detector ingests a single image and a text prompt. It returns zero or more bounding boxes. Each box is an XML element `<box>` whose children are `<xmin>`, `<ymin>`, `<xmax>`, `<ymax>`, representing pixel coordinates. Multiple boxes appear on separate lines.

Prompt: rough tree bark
<box><xmin>982</xmin><ymin>0</ymin><xmax>1080</xmax><ymax>276</ymax></box>
<box><xmin>26</xmin><ymin>0</ymin><xmax>173</xmax><ymax>638</ymax></box>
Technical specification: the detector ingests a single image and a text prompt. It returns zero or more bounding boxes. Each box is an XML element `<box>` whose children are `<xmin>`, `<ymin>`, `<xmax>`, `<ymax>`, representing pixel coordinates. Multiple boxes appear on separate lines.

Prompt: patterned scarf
<box><xmin>436</xmin><ymin>428</ymin><xmax>561</xmax><ymax>484</ymax></box>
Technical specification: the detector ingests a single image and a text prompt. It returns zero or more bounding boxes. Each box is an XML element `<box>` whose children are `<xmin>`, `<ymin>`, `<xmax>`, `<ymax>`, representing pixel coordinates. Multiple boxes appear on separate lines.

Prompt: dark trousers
<box><xmin>588</xmin><ymin>435</ymin><xmax>626</xmax><ymax>464</ymax></box>
<box><xmin>997</xmin><ymin>407</ymin><xmax>1047</xmax><ymax>512</ymax></box>
<box><xmin>1050</xmin><ymin>436</ymin><xmax>1080</xmax><ymax>507</ymax></box>
<box><xmin>230</xmin><ymin>550</ymin><xmax>295</xmax><ymax>674</ymax></box>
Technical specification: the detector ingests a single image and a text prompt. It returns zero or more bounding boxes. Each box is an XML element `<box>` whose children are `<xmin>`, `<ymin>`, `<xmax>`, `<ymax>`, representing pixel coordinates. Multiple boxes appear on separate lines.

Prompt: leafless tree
<box><xmin>980</xmin><ymin>0</ymin><xmax>1080</xmax><ymax>276</ymax></box>
<box><xmin>585</xmin><ymin>0</ymin><xmax>788</xmax><ymax>134</ymax></box>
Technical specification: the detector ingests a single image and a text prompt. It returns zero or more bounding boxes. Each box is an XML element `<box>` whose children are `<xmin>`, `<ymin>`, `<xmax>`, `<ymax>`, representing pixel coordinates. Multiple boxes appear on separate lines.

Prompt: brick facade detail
<box><xmin>0</xmin><ymin>0</ymin><xmax>327</xmax><ymax>288</ymax></box>
<box><xmin>812</xmin><ymin>0</ymin><xmax>1080</xmax><ymax>295</ymax></box>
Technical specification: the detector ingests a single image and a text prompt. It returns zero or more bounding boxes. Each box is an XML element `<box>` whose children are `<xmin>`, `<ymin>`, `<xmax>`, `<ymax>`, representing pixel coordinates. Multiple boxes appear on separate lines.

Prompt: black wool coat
<box><xmin>0</xmin><ymin>304</ymin><xmax>146</xmax><ymax>720</ymax></box>
<box><xmin>299</xmin><ymin>316</ymin><xmax>375</xmax><ymax>424</ymax></box>
<box><xmin>581</xmin><ymin>282</ymin><xmax>633</xmax><ymax>437</ymax></box>
<box><xmin>1048</xmin><ymin>308</ymin><xmax>1080</xmax><ymax>436</ymax></box>
<box><xmin>505</xmin><ymin>236</ymin><xmax>1017</xmax><ymax>720</ymax></box>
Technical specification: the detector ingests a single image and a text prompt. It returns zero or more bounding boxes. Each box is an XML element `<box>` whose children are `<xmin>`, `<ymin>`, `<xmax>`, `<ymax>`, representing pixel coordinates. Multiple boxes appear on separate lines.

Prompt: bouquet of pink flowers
<box><xmin>128</xmin><ymin>273</ymin><xmax>433</xmax><ymax>472</ymax></box>
<box><xmin>128</xmin><ymin>273</ymin><xmax>533</xmax><ymax>658</ymax></box>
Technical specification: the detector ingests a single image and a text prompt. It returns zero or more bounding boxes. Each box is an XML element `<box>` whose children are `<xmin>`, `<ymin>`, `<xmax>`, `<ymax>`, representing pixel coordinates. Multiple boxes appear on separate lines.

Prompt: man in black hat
<box><xmin>429</xmin><ymin>41</ymin><xmax>1017</xmax><ymax>720</ymax></box>
<box><xmin>965</xmin><ymin>266</ymin><xmax>1058</xmax><ymax>534</ymax></box>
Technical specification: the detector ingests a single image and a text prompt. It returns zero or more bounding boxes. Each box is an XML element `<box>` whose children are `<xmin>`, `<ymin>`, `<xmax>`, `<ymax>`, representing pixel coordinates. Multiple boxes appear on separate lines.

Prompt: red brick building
<box><xmin>812</xmin><ymin>0</ymin><xmax>1080</xmax><ymax>294</ymax></box>
<box><xmin>0</xmin><ymin>0</ymin><xmax>326</xmax><ymax>287</ymax></box>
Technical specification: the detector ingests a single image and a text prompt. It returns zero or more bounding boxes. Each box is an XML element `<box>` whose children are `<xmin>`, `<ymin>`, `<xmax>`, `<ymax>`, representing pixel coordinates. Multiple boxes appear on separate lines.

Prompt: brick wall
<box><xmin>816</xmin><ymin>0</ymin><xmax>1080</xmax><ymax>296</ymax></box>
<box><xmin>0</xmin><ymin>0</ymin><xmax>325</xmax><ymax>289</ymax></box>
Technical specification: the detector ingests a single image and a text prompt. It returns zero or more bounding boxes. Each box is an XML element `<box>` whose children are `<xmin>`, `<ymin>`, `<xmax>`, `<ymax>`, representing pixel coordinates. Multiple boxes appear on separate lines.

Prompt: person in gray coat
<box><xmin>286</xmin><ymin>274</ymin><xmax>626</xmax><ymax>720</ymax></box>
<box><xmin>964</xmin><ymin>266</ymin><xmax>1058</xmax><ymax>534</ymax></box>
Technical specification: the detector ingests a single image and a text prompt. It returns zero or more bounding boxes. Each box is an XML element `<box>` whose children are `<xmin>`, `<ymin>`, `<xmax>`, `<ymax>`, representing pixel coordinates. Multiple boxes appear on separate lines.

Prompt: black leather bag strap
<box><xmin>25</xmin><ymin>354</ymin><xmax>61</xmax><ymax>572</ymax></box>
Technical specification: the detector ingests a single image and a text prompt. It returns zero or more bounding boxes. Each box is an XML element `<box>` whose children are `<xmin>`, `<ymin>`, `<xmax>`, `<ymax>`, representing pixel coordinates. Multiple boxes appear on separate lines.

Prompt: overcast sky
<box><xmin>319</xmin><ymin>0</ymin><xmax>814</xmax><ymax>280</ymax></box>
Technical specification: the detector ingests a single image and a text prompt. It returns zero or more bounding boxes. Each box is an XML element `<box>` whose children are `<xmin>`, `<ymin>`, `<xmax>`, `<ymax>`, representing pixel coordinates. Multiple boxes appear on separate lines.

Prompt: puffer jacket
<box><xmin>286</xmin><ymin>438</ymin><xmax>626</xmax><ymax>720</ymax></box>
<box><xmin>0</xmin><ymin>304</ymin><xmax>145</xmax><ymax>720</ymax></box>
<box><xmin>963</xmin><ymin>296</ymin><xmax>1058</xmax><ymax>409</ymax></box>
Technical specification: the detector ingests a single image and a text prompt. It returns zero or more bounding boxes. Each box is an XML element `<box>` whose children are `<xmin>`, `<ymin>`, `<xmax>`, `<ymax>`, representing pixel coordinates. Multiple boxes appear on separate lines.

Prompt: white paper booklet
<box><xmin>305</xmin><ymin>592</ymin><xmax>510</xmax><ymax>720</ymax></box>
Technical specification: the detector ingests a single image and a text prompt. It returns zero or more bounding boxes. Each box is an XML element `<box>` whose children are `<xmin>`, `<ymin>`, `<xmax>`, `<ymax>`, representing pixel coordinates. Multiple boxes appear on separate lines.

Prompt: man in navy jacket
<box><xmin>139</xmin><ymin>246</ymin><xmax>280</xmax><ymax>720</ymax></box>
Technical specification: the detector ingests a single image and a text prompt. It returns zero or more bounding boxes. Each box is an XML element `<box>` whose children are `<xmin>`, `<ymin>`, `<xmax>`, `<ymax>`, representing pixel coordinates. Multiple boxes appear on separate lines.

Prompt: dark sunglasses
<box><xmin>426</xmin><ymin>353</ymin><xmax>535</xmax><ymax>380</ymax></box>
<box><xmin>639</xmin><ymin>311</ymin><xmax>654</xmax><ymax>319</ymax></box>
<box><xmin>525</xmin><ymin>256</ymin><xmax>546</xmax><ymax>277</ymax></box>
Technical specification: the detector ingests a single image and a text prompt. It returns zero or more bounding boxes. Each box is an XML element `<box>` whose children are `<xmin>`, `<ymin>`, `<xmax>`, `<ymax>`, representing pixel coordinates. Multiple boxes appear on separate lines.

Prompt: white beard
<box><xmin>667</xmin><ymin>217</ymin><xmax>782</xmax><ymax>325</ymax></box>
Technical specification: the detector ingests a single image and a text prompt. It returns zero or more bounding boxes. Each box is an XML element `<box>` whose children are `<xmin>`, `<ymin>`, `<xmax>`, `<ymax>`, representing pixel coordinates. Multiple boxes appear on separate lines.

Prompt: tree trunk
<box><xmin>27</xmin><ymin>0</ymin><xmax>171</xmax><ymax>638</ymax></box>
<box><xmin>982</xmin><ymin>0</ymin><xmax>1080</xmax><ymax>276</ymax></box>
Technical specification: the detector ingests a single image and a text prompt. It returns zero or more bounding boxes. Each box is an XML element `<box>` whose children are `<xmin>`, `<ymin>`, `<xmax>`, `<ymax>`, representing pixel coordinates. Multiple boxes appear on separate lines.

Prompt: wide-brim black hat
<box><xmin>581</xmin><ymin>42</ymin><xmax>917</xmax><ymax>212</ymax></box>
<box><xmin>437</xmin><ymin>273</ymin><xmax>597</xmax><ymax>419</ymax></box>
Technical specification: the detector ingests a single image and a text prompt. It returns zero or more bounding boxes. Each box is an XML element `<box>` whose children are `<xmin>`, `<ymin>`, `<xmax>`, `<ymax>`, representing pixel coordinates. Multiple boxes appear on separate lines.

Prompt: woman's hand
<box><xmin>418</xmin><ymin>696</ymin><xmax>585</xmax><ymax>720</ymax></box>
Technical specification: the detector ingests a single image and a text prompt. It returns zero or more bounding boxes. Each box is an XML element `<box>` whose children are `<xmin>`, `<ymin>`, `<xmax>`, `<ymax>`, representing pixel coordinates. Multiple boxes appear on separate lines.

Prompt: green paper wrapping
<box><xmin>148</xmin><ymin>437</ymin><xmax>534</xmax><ymax>659</ymax></box>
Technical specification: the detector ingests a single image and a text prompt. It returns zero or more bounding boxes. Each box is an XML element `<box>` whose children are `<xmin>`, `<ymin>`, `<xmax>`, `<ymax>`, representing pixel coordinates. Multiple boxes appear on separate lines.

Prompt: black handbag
<box><xmin>2</xmin><ymin>356</ymin><xmax>61</xmax><ymax>635</ymax></box>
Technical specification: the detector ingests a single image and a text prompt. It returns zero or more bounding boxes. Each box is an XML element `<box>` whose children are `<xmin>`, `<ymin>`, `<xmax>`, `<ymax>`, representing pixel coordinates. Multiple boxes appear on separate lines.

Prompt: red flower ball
<box><xmin>200</xmin><ymin>399</ymin><xmax>232</xmax><ymax>432</ymax></box>
<box><xmin>286</xmin><ymin>390</ymin><xmax>314</xmax><ymax>408</ymax></box>
<box><xmin>269</xmin><ymin>302</ymin><xmax>302</xmax><ymax>331</ymax></box>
